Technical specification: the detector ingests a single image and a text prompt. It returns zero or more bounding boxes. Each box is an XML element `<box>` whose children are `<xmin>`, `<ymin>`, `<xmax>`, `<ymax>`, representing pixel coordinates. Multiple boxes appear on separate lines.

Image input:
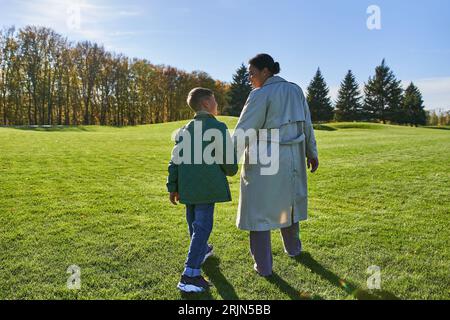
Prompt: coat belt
<box><xmin>258</xmin><ymin>133</ymin><xmax>305</xmax><ymax>145</ymax></box>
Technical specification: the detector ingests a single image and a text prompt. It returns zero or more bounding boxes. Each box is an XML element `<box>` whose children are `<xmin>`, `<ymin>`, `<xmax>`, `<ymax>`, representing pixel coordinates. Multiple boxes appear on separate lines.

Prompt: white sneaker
<box><xmin>177</xmin><ymin>275</ymin><xmax>210</xmax><ymax>293</ymax></box>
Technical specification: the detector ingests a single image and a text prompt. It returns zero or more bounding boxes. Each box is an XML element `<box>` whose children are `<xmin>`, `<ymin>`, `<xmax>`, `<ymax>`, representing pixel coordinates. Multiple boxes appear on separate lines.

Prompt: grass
<box><xmin>424</xmin><ymin>125</ymin><xmax>450</xmax><ymax>131</ymax></box>
<box><xmin>0</xmin><ymin>118</ymin><xmax>449</xmax><ymax>300</ymax></box>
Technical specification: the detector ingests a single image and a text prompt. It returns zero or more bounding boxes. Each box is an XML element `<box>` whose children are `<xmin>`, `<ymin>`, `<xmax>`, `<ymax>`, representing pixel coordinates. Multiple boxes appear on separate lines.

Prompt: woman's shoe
<box><xmin>286</xmin><ymin>242</ymin><xmax>303</xmax><ymax>257</ymax></box>
<box><xmin>253</xmin><ymin>263</ymin><xmax>272</xmax><ymax>277</ymax></box>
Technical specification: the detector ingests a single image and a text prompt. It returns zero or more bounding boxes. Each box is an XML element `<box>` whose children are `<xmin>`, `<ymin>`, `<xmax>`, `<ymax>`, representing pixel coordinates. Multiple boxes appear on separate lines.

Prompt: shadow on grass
<box><xmin>7</xmin><ymin>125</ymin><xmax>133</xmax><ymax>132</ymax></box>
<box><xmin>327</xmin><ymin>123</ymin><xmax>385</xmax><ymax>130</ymax></box>
<box><xmin>9</xmin><ymin>125</ymin><xmax>91</xmax><ymax>132</ymax></box>
<box><xmin>266</xmin><ymin>273</ymin><xmax>323</xmax><ymax>300</ymax></box>
<box><xmin>180</xmin><ymin>256</ymin><xmax>239</xmax><ymax>300</ymax></box>
<box><xmin>423</xmin><ymin>126</ymin><xmax>450</xmax><ymax>131</ymax></box>
<box><xmin>294</xmin><ymin>252</ymin><xmax>400</xmax><ymax>300</ymax></box>
<box><xmin>180</xmin><ymin>289</ymin><xmax>215</xmax><ymax>301</ymax></box>
<box><xmin>203</xmin><ymin>256</ymin><xmax>239</xmax><ymax>300</ymax></box>
<box><xmin>178</xmin><ymin>252</ymin><xmax>400</xmax><ymax>300</ymax></box>
<box><xmin>312</xmin><ymin>124</ymin><xmax>338</xmax><ymax>131</ymax></box>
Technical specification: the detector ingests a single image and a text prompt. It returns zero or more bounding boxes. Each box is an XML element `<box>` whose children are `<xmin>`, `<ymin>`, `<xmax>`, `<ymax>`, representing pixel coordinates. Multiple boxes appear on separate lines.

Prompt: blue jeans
<box><xmin>183</xmin><ymin>203</ymin><xmax>215</xmax><ymax>277</ymax></box>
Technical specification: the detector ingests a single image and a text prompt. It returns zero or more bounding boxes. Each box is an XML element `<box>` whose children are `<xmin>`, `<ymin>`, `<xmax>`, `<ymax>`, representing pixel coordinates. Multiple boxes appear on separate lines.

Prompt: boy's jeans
<box><xmin>183</xmin><ymin>203</ymin><xmax>215</xmax><ymax>277</ymax></box>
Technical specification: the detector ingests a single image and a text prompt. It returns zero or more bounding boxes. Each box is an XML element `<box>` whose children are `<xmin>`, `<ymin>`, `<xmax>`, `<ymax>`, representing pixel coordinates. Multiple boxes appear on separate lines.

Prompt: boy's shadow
<box><xmin>180</xmin><ymin>252</ymin><xmax>400</xmax><ymax>300</ymax></box>
<box><xmin>292</xmin><ymin>252</ymin><xmax>400</xmax><ymax>300</ymax></box>
<box><xmin>180</xmin><ymin>256</ymin><xmax>239</xmax><ymax>300</ymax></box>
<box><xmin>180</xmin><ymin>290</ymin><xmax>214</xmax><ymax>300</ymax></box>
<box><xmin>203</xmin><ymin>256</ymin><xmax>239</xmax><ymax>300</ymax></box>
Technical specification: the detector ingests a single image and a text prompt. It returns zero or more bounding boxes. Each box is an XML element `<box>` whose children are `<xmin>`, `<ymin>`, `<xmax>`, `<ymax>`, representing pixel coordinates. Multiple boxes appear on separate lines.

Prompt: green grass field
<box><xmin>0</xmin><ymin>117</ymin><xmax>449</xmax><ymax>300</ymax></box>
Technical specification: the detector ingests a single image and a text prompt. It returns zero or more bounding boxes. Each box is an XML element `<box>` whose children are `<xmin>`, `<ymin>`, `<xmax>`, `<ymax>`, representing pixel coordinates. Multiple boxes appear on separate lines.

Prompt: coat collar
<box><xmin>194</xmin><ymin>111</ymin><xmax>216</xmax><ymax>120</ymax></box>
<box><xmin>262</xmin><ymin>75</ymin><xmax>287</xmax><ymax>87</ymax></box>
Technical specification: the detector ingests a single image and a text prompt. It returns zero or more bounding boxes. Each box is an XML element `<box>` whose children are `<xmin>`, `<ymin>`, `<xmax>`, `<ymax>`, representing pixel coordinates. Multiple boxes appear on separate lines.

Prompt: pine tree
<box><xmin>363</xmin><ymin>59</ymin><xmax>403</xmax><ymax>124</ymax></box>
<box><xmin>335</xmin><ymin>70</ymin><xmax>363</xmax><ymax>121</ymax></box>
<box><xmin>403</xmin><ymin>82</ymin><xmax>426</xmax><ymax>126</ymax></box>
<box><xmin>306</xmin><ymin>68</ymin><xmax>334</xmax><ymax>122</ymax></box>
<box><xmin>226</xmin><ymin>63</ymin><xmax>252</xmax><ymax>116</ymax></box>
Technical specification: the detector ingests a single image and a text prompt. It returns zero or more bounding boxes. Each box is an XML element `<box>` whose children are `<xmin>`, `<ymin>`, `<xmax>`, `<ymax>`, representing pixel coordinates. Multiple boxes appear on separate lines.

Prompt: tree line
<box><xmin>319</xmin><ymin>60</ymin><xmax>427</xmax><ymax>126</ymax></box>
<box><xmin>226</xmin><ymin>60</ymin><xmax>432</xmax><ymax>127</ymax></box>
<box><xmin>427</xmin><ymin>109</ymin><xmax>450</xmax><ymax>126</ymax></box>
<box><xmin>1</xmin><ymin>25</ymin><xmax>442</xmax><ymax>127</ymax></box>
<box><xmin>0</xmin><ymin>25</ymin><xmax>228</xmax><ymax>126</ymax></box>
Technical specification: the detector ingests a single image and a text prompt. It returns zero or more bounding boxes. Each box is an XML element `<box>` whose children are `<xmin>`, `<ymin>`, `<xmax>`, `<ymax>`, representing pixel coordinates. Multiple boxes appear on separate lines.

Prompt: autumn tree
<box><xmin>0</xmin><ymin>25</ymin><xmax>230</xmax><ymax>126</ymax></box>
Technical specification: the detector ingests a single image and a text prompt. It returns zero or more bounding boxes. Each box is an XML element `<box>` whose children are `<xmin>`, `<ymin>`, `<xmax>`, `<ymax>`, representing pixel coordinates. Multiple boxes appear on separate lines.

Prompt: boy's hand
<box><xmin>307</xmin><ymin>157</ymin><xmax>319</xmax><ymax>173</ymax></box>
<box><xmin>169</xmin><ymin>192</ymin><xmax>179</xmax><ymax>205</ymax></box>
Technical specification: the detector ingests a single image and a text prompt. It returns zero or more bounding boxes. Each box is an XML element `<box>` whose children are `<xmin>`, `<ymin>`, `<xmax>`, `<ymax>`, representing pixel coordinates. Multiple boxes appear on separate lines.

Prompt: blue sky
<box><xmin>1</xmin><ymin>0</ymin><xmax>449</xmax><ymax>110</ymax></box>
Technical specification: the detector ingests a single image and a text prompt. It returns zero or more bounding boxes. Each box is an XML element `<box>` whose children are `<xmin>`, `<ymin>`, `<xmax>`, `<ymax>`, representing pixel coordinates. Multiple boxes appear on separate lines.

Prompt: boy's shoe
<box><xmin>177</xmin><ymin>275</ymin><xmax>211</xmax><ymax>293</ymax></box>
<box><xmin>201</xmin><ymin>244</ymin><xmax>214</xmax><ymax>265</ymax></box>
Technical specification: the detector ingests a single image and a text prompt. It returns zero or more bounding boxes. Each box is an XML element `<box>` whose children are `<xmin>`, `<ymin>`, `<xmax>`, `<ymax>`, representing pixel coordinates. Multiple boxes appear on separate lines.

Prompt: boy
<box><xmin>167</xmin><ymin>88</ymin><xmax>238</xmax><ymax>293</ymax></box>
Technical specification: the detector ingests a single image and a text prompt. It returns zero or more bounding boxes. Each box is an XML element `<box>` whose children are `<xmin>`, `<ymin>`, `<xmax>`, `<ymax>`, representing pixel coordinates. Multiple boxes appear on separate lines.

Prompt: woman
<box><xmin>235</xmin><ymin>53</ymin><xmax>319</xmax><ymax>276</ymax></box>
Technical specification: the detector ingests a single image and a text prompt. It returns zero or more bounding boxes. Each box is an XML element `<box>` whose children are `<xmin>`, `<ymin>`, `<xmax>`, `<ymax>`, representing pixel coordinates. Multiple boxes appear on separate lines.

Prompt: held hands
<box><xmin>169</xmin><ymin>158</ymin><xmax>317</xmax><ymax>205</ymax></box>
<box><xmin>169</xmin><ymin>192</ymin><xmax>179</xmax><ymax>205</ymax></box>
<box><xmin>307</xmin><ymin>157</ymin><xmax>319</xmax><ymax>173</ymax></box>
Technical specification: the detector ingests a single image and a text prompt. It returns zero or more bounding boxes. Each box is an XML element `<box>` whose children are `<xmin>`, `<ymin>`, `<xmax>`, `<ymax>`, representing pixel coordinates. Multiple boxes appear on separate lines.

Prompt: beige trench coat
<box><xmin>234</xmin><ymin>76</ymin><xmax>318</xmax><ymax>231</ymax></box>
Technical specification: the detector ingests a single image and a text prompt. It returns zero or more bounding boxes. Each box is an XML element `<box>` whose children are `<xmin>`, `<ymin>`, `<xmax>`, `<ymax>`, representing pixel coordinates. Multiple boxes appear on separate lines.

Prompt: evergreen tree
<box><xmin>403</xmin><ymin>82</ymin><xmax>426</xmax><ymax>126</ymax></box>
<box><xmin>363</xmin><ymin>59</ymin><xmax>403</xmax><ymax>124</ymax></box>
<box><xmin>226</xmin><ymin>63</ymin><xmax>252</xmax><ymax>116</ymax></box>
<box><xmin>306</xmin><ymin>68</ymin><xmax>334</xmax><ymax>122</ymax></box>
<box><xmin>335</xmin><ymin>70</ymin><xmax>363</xmax><ymax>121</ymax></box>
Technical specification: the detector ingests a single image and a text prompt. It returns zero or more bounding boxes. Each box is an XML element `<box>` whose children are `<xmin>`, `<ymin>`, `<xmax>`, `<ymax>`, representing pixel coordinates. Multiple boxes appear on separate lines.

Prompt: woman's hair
<box><xmin>248</xmin><ymin>53</ymin><xmax>281</xmax><ymax>75</ymax></box>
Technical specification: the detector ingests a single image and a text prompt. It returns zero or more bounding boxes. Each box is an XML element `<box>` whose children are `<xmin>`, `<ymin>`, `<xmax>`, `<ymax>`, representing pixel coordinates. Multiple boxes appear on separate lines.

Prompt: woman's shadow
<box><xmin>265</xmin><ymin>272</ymin><xmax>323</xmax><ymax>300</ymax></box>
<box><xmin>180</xmin><ymin>252</ymin><xmax>400</xmax><ymax>300</ymax></box>
<box><xmin>288</xmin><ymin>252</ymin><xmax>400</xmax><ymax>300</ymax></box>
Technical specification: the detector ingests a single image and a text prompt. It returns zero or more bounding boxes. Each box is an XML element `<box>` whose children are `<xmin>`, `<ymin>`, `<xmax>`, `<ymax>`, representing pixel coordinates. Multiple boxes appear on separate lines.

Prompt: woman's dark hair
<box><xmin>249</xmin><ymin>53</ymin><xmax>281</xmax><ymax>75</ymax></box>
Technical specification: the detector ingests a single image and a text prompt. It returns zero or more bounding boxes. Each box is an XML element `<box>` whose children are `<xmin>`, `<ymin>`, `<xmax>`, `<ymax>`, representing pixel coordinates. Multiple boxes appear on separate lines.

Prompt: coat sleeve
<box><xmin>166</xmin><ymin>159</ymin><xmax>178</xmax><ymax>193</ymax></box>
<box><xmin>235</xmin><ymin>89</ymin><xmax>268</xmax><ymax>132</ymax></box>
<box><xmin>166</xmin><ymin>131</ymin><xmax>180</xmax><ymax>193</ymax></box>
<box><xmin>301</xmin><ymin>90</ymin><xmax>319</xmax><ymax>159</ymax></box>
<box><xmin>218</xmin><ymin>122</ymin><xmax>238</xmax><ymax>177</ymax></box>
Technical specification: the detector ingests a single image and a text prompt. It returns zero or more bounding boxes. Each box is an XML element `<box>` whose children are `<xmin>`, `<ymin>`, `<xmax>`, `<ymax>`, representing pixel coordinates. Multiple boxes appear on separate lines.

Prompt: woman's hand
<box><xmin>307</xmin><ymin>157</ymin><xmax>319</xmax><ymax>173</ymax></box>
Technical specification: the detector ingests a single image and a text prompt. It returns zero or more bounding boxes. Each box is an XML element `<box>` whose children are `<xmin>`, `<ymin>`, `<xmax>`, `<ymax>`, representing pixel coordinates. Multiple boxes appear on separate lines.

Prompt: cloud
<box><xmin>403</xmin><ymin>77</ymin><xmax>450</xmax><ymax>111</ymax></box>
<box><xmin>8</xmin><ymin>0</ymin><xmax>141</xmax><ymax>50</ymax></box>
<box><xmin>118</xmin><ymin>10</ymin><xmax>141</xmax><ymax>17</ymax></box>
<box><xmin>108</xmin><ymin>31</ymin><xmax>138</xmax><ymax>37</ymax></box>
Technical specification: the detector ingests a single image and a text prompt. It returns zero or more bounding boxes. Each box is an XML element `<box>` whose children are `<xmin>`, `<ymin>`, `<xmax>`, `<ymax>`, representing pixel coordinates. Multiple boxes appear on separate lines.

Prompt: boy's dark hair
<box><xmin>187</xmin><ymin>87</ymin><xmax>214</xmax><ymax>112</ymax></box>
<box><xmin>249</xmin><ymin>53</ymin><xmax>281</xmax><ymax>75</ymax></box>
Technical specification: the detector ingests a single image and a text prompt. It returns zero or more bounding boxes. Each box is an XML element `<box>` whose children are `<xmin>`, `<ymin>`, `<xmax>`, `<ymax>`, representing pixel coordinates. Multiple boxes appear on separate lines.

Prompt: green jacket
<box><xmin>166</xmin><ymin>113</ymin><xmax>238</xmax><ymax>204</ymax></box>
